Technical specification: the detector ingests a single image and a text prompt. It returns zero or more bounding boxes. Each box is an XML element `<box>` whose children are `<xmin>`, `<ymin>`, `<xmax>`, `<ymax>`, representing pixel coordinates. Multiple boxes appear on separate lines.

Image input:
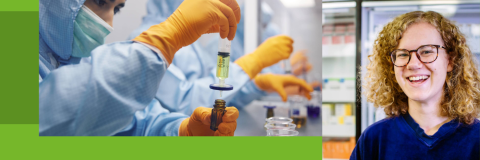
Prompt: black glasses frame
<box><xmin>390</xmin><ymin>44</ymin><xmax>446</xmax><ymax>67</ymax></box>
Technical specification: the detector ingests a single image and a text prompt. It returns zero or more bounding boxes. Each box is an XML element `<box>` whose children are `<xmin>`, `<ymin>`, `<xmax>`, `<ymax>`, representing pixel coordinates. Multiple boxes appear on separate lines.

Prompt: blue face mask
<box><xmin>71</xmin><ymin>5</ymin><xmax>114</xmax><ymax>58</ymax></box>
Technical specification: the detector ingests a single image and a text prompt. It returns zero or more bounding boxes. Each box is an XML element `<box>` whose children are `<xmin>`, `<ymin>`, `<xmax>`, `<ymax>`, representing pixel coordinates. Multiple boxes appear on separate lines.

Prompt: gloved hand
<box><xmin>235</xmin><ymin>35</ymin><xmax>294</xmax><ymax>79</ymax></box>
<box><xmin>310</xmin><ymin>81</ymin><xmax>322</xmax><ymax>91</ymax></box>
<box><xmin>133</xmin><ymin>0</ymin><xmax>241</xmax><ymax>64</ymax></box>
<box><xmin>254</xmin><ymin>73</ymin><xmax>313</xmax><ymax>102</ymax></box>
<box><xmin>179</xmin><ymin>107</ymin><xmax>239</xmax><ymax>136</ymax></box>
<box><xmin>290</xmin><ymin>50</ymin><xmax>312</xmax><ymax>76</ymax></box>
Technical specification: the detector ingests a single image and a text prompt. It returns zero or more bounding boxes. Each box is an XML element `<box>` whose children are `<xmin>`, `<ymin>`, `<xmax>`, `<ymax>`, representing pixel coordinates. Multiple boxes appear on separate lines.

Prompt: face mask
<box><xmin>71</xmin><ymin>5</ymin><xmax>114</xmax><ymax>58</ymax></box>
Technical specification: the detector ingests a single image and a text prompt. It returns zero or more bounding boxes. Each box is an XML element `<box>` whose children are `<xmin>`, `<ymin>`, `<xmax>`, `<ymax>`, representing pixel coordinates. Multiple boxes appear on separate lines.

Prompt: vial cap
<box><xmin>292</xmin><ymin>109</ymin><xmax>300</xmax><ymax>115</ymax></box>
<box><xmin>264</xmin><ymin>105</ymin><xmax>276</xmax><ymax>109</ymax></box>
<box><xmin>210</xmin><ymin>83</ymin><xmax>233</xmax><ymax>91</ymax></box>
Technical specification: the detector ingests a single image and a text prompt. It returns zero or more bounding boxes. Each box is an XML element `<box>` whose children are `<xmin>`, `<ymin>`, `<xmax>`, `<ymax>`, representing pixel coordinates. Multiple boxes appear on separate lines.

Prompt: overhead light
<box><xmin>280</xmin><ymin>0</ymin><xmax>315</xmax><ymax>8</ymax></box>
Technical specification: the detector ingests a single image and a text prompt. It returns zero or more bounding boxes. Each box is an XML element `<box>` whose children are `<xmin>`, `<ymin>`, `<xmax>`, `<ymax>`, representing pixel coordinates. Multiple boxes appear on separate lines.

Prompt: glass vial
<box><xmin>264</xmin><ymin>105</ymin><xmax>276</xmax><ymax>119</ymax></box>
<box><xmin>210</xmin><ymin>99</ymin><xmax>227</xmax><ymax>131</ymax></box>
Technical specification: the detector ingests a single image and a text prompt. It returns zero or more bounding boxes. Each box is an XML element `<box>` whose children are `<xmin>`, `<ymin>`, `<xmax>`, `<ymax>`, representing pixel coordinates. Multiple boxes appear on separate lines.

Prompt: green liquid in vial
<box><xmin>216</xmin><ymin>52</ymin><xmax>230</xmax><ymax>79</ymax></box>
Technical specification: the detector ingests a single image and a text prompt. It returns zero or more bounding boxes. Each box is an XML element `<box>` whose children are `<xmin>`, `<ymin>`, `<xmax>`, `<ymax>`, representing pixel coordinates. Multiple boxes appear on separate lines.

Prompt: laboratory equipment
<box><xmin>289</xmin><ymin>95</ymin><xmax>307</xmax><ymax>128</ymax></box>
<box><xmin>210</xmin><ymin>99</ymin><xmax>226</xmax><ymax>131</ymax></box>
<box><xmin>263</xmin><ymin>105</ymin><xmax>277</xmax><ymax>130</ymax></box>
<box><xmin>307</xmin><ymin>87</ymin><xmax>321</xmax><ymax>118</ymax></box>
<box><xmin>210</xmin><ymin>38</ymin><xmax>233</xmax><ymax>97</ymax></box>
<box><xmin>264</xmin><ymin>105</ymin><xmax>276</xmax><ymax>119</ymax></box>
<box><xmin>266</xmin><ymin>129</ymin><xmax>299</xmax><ymax>136</ymax></box>
<box><xmin>265</xmin><ymin>122</ymin><xmax>296</xmax><ymax>130</ymax></box>
<box><xmin>265</xmin><ymin>117</ymin><xmax>293</xmax><ymax>124</ymax></box>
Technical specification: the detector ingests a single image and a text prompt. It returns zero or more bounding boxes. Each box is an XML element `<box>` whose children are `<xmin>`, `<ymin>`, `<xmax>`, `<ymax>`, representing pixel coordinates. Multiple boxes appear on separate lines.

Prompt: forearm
<box><xmin>39</xmin><ymin>41</ymin><xmax>168</xmax><ymax>136</ymax></box>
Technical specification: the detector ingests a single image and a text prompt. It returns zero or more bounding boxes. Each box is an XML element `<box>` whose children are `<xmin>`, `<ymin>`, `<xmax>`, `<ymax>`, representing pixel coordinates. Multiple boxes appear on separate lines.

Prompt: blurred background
<box><xmin>322</xmin><ymin>0</ymin><xmax>480</xmax><ymax>159</ymax></box>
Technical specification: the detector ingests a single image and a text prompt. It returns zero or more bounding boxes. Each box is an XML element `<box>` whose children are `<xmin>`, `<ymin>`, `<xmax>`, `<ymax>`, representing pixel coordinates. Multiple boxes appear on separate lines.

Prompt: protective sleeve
<box><xmin>155</xmin><ymin>63</ymin><xmax>258</xmax><ymax>116</ymax></box>
<box><xmin>113</xmin><ymin>99</ymin><xmax>188</xmax><ymax>136</ymax></box>
<box><xmin>39</xmin><ymin>41</ymin><xmax>168</xmax><ymax>136</ymax></box>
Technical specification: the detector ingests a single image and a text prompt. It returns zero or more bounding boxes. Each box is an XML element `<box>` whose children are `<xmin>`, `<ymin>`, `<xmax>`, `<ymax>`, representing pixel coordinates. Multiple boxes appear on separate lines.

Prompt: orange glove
<box><xmin>290</xmin><ymin>50</ymin><xmax>313</xmax><ymax>76</ymax></box>
<box><xmin>254</xmin><ymin>73</ymin><xmax>313</xmax><ymax>102</ymax></box>
<box><xmin>133</xmin><ymin>0</ymin><xmax>241</xmax><ymax>64</ymax></box>
<box><xmin>284</xmin><ymin>81</ymin><xmax>322</xmax><ymax>95</ymax></box>
<box><xmin>235</xmin><ymin>35</ymin><xmax>294</xmax><ymax>79</ymax></box>
<box><xmin>179</xmin><ymin>107</ymin><xmax>239</xmax><ymax>136</ymax></box>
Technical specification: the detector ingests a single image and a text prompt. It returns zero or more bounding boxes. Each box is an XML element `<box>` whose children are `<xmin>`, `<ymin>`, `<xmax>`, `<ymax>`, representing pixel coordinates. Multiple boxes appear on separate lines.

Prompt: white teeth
<box><xmin>408</xmin><ymin>76</ymin><xmax>429</xmax><ymax>81</ymax></box>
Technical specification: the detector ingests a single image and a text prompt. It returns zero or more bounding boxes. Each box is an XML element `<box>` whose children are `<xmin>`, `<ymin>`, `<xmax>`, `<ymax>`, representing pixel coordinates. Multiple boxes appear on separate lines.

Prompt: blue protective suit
<box><xmin>39</xmin><ymin>0</ymin><xmax>187</xmax><ymax>136</ymax></box>
<box><xmin>128</xmin><ymin>1</ymin><xmax>286</xmax><ymax>116</ymax></box>
<box><xmin>351</xmin><ymin>113</ymin><xmax>479</xmax><ymax>159</ymax></box>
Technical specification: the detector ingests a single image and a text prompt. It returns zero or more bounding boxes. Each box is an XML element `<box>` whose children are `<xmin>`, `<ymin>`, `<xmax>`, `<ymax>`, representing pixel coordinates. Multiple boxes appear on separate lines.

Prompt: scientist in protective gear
<box><xmin>39</xmin><ymin>0</ymin><xmax>241</xmax><ymax>136</ymax></box>
<box><xmin>352</xmin><ymin>11</ymin><xmax>480</xmax><ymax>159</ymax></box>
<box><xmin>128</xmin><ymin>0</ymin><xmax>313</xmax><ymax>116</ymax></box>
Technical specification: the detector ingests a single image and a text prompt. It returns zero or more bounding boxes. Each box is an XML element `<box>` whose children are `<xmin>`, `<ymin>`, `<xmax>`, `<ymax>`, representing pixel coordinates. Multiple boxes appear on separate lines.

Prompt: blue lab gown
<box><xmin>128</xmin><ymin>0</ymin><xmax>285</xmax><ymax>116</ymax></box>
<box><xmin>39</xmin><ymin>0</ymin><xmax>187</xmax><ymax>136</ymax></box>
<box><xmin>351</xmin><ymin>113</ymin><xmax>480</xmax><ymax>159</ymax></box>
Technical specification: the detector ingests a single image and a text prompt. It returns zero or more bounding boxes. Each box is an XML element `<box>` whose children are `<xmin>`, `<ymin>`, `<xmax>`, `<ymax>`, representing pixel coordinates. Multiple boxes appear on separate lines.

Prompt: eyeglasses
<box><xmin>390</xmin><ymin>44</ymin><xmax>446</xmax><ymax>67</ymax></box>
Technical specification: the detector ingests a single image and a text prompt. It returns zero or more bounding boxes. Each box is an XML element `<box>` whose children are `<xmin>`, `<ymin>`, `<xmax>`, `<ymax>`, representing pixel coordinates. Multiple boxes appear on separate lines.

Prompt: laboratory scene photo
<box><xmin>39</xmin><ymin>0</ymin><xmax>322</xmax><ymax>136</ymax></box>
<box><xmin>322</xmin><ymin>0</ymin><xmax>480</xmax><ymax>159</ymax></box>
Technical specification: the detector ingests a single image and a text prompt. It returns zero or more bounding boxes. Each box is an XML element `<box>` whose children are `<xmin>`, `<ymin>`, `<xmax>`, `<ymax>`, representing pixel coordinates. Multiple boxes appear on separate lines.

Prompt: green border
<box><xmin>1</xmin><ymin>124</ymin><xmax>322</xmax><ymax>159</ymax></box>
<box><xmin>0</xmin><ymin>1</ymin><xmax>39</xmax><ymax>11</ymax></box>
<box><xmin>0</xmin><ymin>11</ymin><xmax>39</xmax><ymax>124</ymax></box>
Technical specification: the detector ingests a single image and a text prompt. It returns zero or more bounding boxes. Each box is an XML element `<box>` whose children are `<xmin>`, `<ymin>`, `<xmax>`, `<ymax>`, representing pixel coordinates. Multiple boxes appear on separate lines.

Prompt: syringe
<box><xmin>284</xmin><ymin>59</ymin><xmax>291</xmax><ymax>74</ymax></box>
<box><xmin>210</xmin><ymin>38</ymin><xmax>233</xmax><ymax>97</ymax></box>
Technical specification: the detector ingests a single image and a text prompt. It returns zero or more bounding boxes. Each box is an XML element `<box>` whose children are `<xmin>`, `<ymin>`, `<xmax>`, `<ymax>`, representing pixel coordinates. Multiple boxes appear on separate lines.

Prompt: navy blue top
<box><xmin>351</xmin><ymin>113</ymin><xmax>479</xmax><ymax>160</ymax></box>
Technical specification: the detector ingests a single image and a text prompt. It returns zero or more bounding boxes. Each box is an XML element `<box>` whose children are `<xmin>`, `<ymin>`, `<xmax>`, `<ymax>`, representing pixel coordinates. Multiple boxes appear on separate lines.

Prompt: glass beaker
<box><xmin>265</xmin><ymin>117</ymin><xmax>293</xmax><ymax>124</ymax></box>
<box><xmin>265</xmin><ymin>122</ymin><xmax>296</xmax><ymax>130</ymax></box>
<box><xmin>265</xmin><ymin>117</ymin><xmax>293</xmax><ymax>130</ymax></box>
<box><xmin>289</xmin><ymin>95</ymin><xmax>307</xmax><ymax>128</ymax></box>
<box><xmin>266</xmin><ymin>129</ymin><xmax>299</xmax><ymax>136</ymax></box>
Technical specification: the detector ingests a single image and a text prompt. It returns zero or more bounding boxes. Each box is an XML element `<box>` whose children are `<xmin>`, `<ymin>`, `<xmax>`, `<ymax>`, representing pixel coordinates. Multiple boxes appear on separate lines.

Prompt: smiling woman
<box><xmin>351</xmin><ymin>11</ymin><xmax>480</xmax><ymax>160</ymax></box>
<box><xmin>365</xmin><ymin>11</ymin><xmax>480</xmax><ymax>125</ymax></box>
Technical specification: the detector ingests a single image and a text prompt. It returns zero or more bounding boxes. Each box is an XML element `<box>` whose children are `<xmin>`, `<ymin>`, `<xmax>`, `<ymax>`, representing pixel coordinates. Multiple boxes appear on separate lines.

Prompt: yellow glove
<box><xmin>179</xmin><ymin>107</ymin><xmax>239</xmax><ymax>136</ymax></box>
<box><xmin>290</xmin><ymin>50</ymin><xmax>312</xmax><ymax>76</ymax></box>
<box><xmin>133</xmin><ymin>0</ymin><xmax>241</xmax><ymax>64</ymax></box>
<box><xmin>235</xmin><ymin>35</ymin><xmax>294</xmax><ymax>79</ymax></box>
<box><xmin>254</xmin><ymin>73</ymin><xmax>313</xmax><ymax>102</ymax></box>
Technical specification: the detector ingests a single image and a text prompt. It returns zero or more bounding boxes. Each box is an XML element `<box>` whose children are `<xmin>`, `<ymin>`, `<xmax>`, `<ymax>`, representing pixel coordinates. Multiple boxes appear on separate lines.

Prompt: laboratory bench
<box><xmin>234</xmin><ymin>100</ymin><xmax>322</xmax><ymax>136</ymax></box>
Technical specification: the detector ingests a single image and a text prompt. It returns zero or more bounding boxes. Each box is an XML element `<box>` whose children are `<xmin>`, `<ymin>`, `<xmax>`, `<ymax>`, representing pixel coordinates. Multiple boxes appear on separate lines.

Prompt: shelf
<box><xmin>322</xmin><ymin>44</ymin><xmax>356</xmax><ymax>58</ymax></box>
<box><xmin>322</xmin><ymin>89</ymin><xmax>356</xmax><ymax>102</ymax></box>
<box><xmin>323</xmin><ymin>124</ymin><xmax>355</xmax><ymax>137</ymax></box>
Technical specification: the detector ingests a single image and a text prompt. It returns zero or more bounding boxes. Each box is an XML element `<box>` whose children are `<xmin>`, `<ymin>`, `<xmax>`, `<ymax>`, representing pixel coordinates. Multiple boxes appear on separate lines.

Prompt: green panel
<box><xmin>0</xmin><ymin>11</ymin><xmax>39</xmax><ymax>124</ymax></box>
<box><xmin>0</xmin><ymin>1</ymin><xmax>39</xmax><ymax>11</ymax></box>
<box><xmin>0</xmin><ymin>124</ymin><xmax>323</xmax><ymax>159</ymax></box>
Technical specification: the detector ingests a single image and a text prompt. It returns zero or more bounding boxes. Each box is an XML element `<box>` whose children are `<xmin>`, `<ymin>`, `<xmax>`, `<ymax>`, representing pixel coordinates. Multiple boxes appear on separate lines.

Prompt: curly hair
<box><xmin>363</xmin><ymin>11</ymin><xmax>480</xmax><ymax>124</ymax></box>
